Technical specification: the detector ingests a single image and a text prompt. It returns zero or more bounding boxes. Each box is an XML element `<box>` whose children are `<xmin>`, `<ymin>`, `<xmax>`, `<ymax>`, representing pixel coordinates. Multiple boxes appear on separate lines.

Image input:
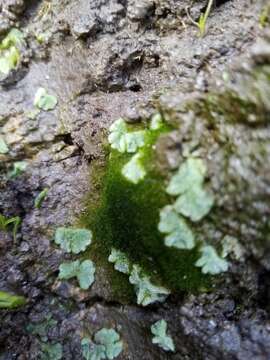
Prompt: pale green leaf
<box><xmin>1</xmin><ymin>29</ymin><xmax>24</xmax><ymax>49</ymax></box>
<box><xmin>8</xmin><ymin>161</ymin><xmax>28</xmax><ymax>178</ymax></box>
<box><xmin>0</xmin><ymin>28</ymin><xmax>23</xmax><ymax>75</ymax></box>
<box><xmin>0</xmin><ymin>57</ymin><xmax>12</xmax><ymax>75</ymax></box>
<box><xmin>108</xmin><ymin>248</ymin><xmax>130</xmax><ymax>274</ymax></box>
<box><xmin>59</xmin><ymin>260</ymin><xmax>95</xmax><ymax>290</ymax></box>
<box><xmin>0</xmin><ymin>46</ymin><xmax>20</xmax><ymax>75</ymax></box>
<box><xmin>151</xmin><ymin>319</ymin><xmax>175</xmax><ymax>352</ymax></box>
<box><xmin>0</xmin><ymin>214</ymin><xmax>21</xmax><ymax>240</ymax></box>
<box><xmin>40</xmin><ymin>342</ymin><xmax>63</xmax><ymax>360</ymax></box>
<box><xmin>195</xmin><ymin>245</ymin><xmax>229</xmax><ymax>275</ymax></box>
<box><xmin>54</xmin><ymin>227</ymin><xmax>92</xmax><ymax>254</ymax></box>
<box><xmin>129</xmin><ymin>265</ymin><xmax>170</xmax><ymax>306</ymax></box>
<box><xmin>34</xmin><ymin>188</ymin><xmax>49</xmax><ymax>208</ymax></box>
<box><xmin>81</xmin><ymin>338</ymin><xmax>106</xmax><ymax>360</ymax></box>
<box><xmin>77</xmin><ymin>260</ymin><xmax>95</xmax><ymax>290</ymax></box>
<box><xmin>34</xmin><ymin>87</ymin><xmax>58</xmax><ymax>111</ymax></box>
<box><xmin>221</xmin><ymin>235</ymin><xmax>244</xmax><ymax>260</ymax></box>
<box><xmin>121</xmin><ymin>153</ymin><xmax>146</xmax><ymax>184</ymax></box>
<box><xmin>166</xmin><ymin>158</ymin><xmax>206</xmax><ymax>196</ymax></box>
<box><xmin>108</xmin><ymin>118</ymin><xmax>128</xmax><ymax>153</ymax></box>
<box><xmin>150</xmin><ymin>113</ymin><xmax>163</xmax><ymax>130</ymax></box>
<box><xmin>108</xmin><ymin>118</ymin><xmax>145</xmax><ymax>153</ymax></box>
<box><xmin>174</xmin><ymin>184</ymin><xmax>214</xmax><ymax>222</ymax></box>
<box><xmin>158</xmin><ymin>206</ymin><xmax>195</xmax><ymax>250</ymax></box>
<box><xmin>26</xmin><ymin>314</ymin><xmax>57</xmax><ymax>341</ymax></box>
<box><xmin>124</xmin><ymin>131</ymin><xmax>145</xmax><ymax>153</ymax></box>
<box><xmin>0</xmin><ymin>137</ymin><xmax>9</xmax><ymax>154</ymax></box>
<box><xmin>94</xmin><ymin>328</ymin><xmax>123</xmax><ymax>360</ymax></box>
<box><xmin>59</xmin><ymin>260</ymin><xmax>80</xmax><ymax>279</ymax></box>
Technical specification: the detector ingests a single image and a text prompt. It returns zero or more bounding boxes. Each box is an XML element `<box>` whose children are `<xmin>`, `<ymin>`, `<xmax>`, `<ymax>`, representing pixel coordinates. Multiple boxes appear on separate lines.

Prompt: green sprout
<box><xmin>187</xmin><ymin>0</ymin><xmax>214</xmax><ymax>37</ymax></box>
<box><xmin>0</xmin><ymin>213</ymin><xmax>21</xmax><ymax>240</ymax></box>
<box><xmin>0</xmin><ymin>290</ymin><xmax>26</xmax><ymax>309</ymax></box>
<box><xmin>34</xmin><ymin>188</ymin><xmax>49</xmax><ymax>208</ymax></box>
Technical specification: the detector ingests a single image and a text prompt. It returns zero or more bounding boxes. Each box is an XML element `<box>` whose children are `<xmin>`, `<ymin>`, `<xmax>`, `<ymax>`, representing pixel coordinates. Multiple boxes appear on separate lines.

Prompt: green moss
<box><xmin>79</xmin><ymin>121</ymin><xmax>210</xmax><ymax>302</ymax></box>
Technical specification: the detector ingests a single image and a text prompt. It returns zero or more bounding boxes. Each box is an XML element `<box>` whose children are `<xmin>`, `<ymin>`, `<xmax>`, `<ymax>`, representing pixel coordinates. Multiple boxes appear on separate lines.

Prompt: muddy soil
<box><xmin>0</xmin><ymin>0</ymin><xmax>270</xmax><ymax>359</ymax></box>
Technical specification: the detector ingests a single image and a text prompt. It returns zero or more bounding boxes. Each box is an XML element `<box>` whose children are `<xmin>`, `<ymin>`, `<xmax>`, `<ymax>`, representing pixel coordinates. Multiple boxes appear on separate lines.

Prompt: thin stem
<box><xmin>200</xmin><ymin>0</ymin><xmax>214</xmax><ymax>36</ymax></box>
<box><xmin>204</xmin><ymin>0</ymin><xmax>214</xmax><ymax>27</ymax></box>
<box><xmin>186</xmin><ymin>0</ymin><xmax>215</xmax><ymax>37</ymax></box>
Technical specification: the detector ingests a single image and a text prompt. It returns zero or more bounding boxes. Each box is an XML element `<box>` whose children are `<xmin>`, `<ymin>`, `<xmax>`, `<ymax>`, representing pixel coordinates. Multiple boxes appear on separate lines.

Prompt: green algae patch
<box><xmin>79</xmin><ymin>119</ymin><xmax>210</xmax><ymax>301</ymax></box>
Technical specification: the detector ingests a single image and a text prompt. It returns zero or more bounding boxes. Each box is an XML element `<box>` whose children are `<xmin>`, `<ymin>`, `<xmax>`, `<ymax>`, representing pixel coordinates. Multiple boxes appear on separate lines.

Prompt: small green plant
<box><xmin>158</xmin><ymin>205</ymin><xmax>195</xmax><ymax>250</ymax></box>
<box><xmin>195</xmin><ymin>245</ymin><xmax>229</xmax><ymax>274</ymax></box>
<box><xmin>129</xmin><ymin>265</ymin><xmax>170</xmax><ymax>306</ymax></box>
<box><xmin>54</xmin><ymin>227</ymin><xmax>92</xmax><ymax>254</ymax></box>
<box><xmin>166</xmin><ymin>158</ymin><xmax>206</xmax><ymax>196</ymax></box>
<box><xmin>34</xmin><ymin>87</ymin><xmax>58</xmax><ymax>111</ymax></box>
<box><xmin>27</xmin><ymin>314</ymin><xmax>57</xmax><ymax>342</ymax></box>
<box><xmin>40</xmin><ymin>342</ymin><xmax>63</xmax><ymax>360</ymax></box>
<box><xmin>8</xmin><ymin>161</ymin><xmax>28</xmax><ymax>178</ymax></box>
<box><xmin>0</xmin><ymin>28</ymin><xmax>25</xmax><ymax>75</ymax></box>
<box><xmin>58</xmin><ymin>260</ymin><xmax>95</xmax><ymax>290</ymax></box>
<box><xmin>151</xmin><ymin>319</ymin><xmax>175</xmax><ymax>352</ymax></box>
<box><xmin>82</xmin><ymin>338</ymin><xmax>106</xmax><ymax>360</ymax></box>
<box><xmin>81</xmin><ymin>328</ymin><xmax>123</xmax><ymax>360</ymax></box>
<box><xmin>80</xmin><ymin>114</ymin><xmax>211</xmax><ymax>298</ymax></box>
<box><xmin>0</xmin><ymin>213</ymin><xmax>21</xmax><ymax>240</ymax></box>
<box><xmin>94</xmin><ymin>329</ymin><xmax>123</xmax><ymax>360</ymax></box>
<box><xmin>108</xmin><ymin>118</ymin><xmax>145</xmax><ymax>153</ymax></box>
<box><xmin>121</xmin><ymin>153</ymin><xmax>146</xmax><ymax>184</ymax></box>
<box><xmin>187</xmin><ymin>0</ymin><xmax>214</xmax><ymax>37</ymax></box>
<box><xmin>34</xmin><ymin>188</ymin><xmax>49</xmax><ymax>208</ymax></box>
<box><xmin>108</xmin><ymin>248</ymin><xmax>131</xmax><ymax>274</ymax></box>
<box><xmin>0</xmin><ymin>290</ymin><xmax>26</xmax><ymax>309</ymax></box>
<box><xmin>150</xmin><ymin>113</ymin><xmax>163</xmax><ymax>130</ymax></box>
<box><xmin>165</xmin><ymin>157</ymin><xmax>214</xmax><ymax>222</ymax></box>
<box><xmin>174</xmin><ymin>183</ymin><xmax>214</xmax><ymax>222</ymax></box>
<box><xmin>108</xmin><ymin>249</ymin><xmax>170</xmax><ymax>305</ymax></box>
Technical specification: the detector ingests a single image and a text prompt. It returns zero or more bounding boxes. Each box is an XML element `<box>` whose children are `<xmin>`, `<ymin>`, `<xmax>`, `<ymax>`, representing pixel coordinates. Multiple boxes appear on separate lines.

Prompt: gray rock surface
<box><xmin>0</xmin><ymin>0</ymin><xmax>270</xmax><ymax>359</ymax></box>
